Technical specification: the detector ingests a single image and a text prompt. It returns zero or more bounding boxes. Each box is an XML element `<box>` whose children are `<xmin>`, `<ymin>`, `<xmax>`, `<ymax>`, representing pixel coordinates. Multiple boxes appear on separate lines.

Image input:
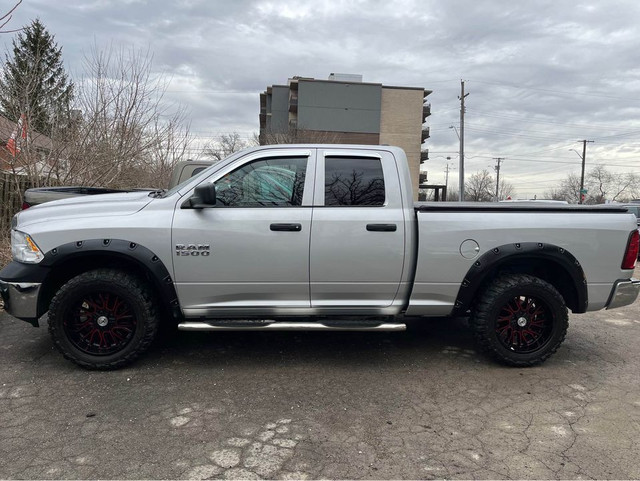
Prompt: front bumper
<box><xmin>0</xmin><ymin>280</ymin><xmax>41</xmax><ymax>324</ymax></box>
<box><xmin>606</xmin><ymin>278</ymin><xmax>640</xmax><ymax>310</ymax></box>
<box><xmin>0</xmin><ymin>260</ymin><xmax>51</xmax><ymax>326</ymax></box>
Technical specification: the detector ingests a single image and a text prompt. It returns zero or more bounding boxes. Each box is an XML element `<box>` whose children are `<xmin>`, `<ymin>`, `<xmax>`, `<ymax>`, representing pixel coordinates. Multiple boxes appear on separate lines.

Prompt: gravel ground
<box><xmin>2</xmin><ymin>285</ymin><xmax>640</xmax><ymax>480</ymax></box>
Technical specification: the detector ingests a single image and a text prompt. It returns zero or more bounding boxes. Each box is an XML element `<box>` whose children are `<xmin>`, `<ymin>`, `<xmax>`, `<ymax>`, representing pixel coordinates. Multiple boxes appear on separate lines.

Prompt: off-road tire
<box><xmin>48</xmin><ymin>269</ymin><xmax>159</xmax><ymax>370</ymax></box>
<box><xmin>470</xmin><ymin>274</ymin><xmax>568</xmax><ymax>366</ymax></box>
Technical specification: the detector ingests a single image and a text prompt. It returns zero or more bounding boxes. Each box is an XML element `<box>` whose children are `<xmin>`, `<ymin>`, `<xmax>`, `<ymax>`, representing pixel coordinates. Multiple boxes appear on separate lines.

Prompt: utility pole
<box><xmin>458</xmin><ymin>80</ymin><xmax>469</xmax><ymax>202</ymax></box>
<box><xmin>493</xmin><ymin>157</ymin><xmax>504</xmax><ymax>201</ymax></box>
<box><xmin>443</xmin><ymin>156</ymin><xmax>455</xmax><ymax>202</ymax></box>
<box><xmin>578</xmin><ymin>140</ymin><xmax>594</xmax><ymax>204</ymax></box>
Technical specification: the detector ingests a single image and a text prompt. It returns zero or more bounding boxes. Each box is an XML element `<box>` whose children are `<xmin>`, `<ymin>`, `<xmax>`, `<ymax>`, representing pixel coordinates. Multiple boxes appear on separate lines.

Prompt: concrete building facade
<box><xmin>260</xmin><ymin>75</ymin><xmax>431</xmax><ymax>199</ymax></box>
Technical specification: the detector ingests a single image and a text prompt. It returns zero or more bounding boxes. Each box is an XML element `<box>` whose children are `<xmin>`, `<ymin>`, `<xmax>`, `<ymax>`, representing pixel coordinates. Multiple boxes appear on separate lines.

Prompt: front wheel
<box><xmin>470</xmin><ymin>274</ymin><xmax>568</xmax><ymax>366</ymax></box>
<box><xmin>48</xmin><ymin>269</ymin><xmax>159</xmax><ymax>370</ymax></box>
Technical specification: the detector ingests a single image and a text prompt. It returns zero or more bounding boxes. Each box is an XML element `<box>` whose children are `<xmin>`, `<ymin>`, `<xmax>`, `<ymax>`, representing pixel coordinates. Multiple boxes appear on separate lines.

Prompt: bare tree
<box><xmin>547</xmin><ymin>172</ymin><xmax>582</xmax><ymax>204</ymax></box>
<box><xmin>3</xmin><ymin>44</ymin><xmax>192</xmax><ymax>192</ymax></box>
<box><xmin>498</xmin><ymin>179</ymin><xmax>516</xmax><ymax>200</ymax></box>
<box><xmin>0</xmin><ymin>1</ymin><xmax>23</xmax><ymax>34</ymax></box>
<box><xmin>586</xmin><ymin>165</ymin><xmax>638</xmax><ymax>204</ymax></box>
<box><xmin>546</xmin><ymin>167</ymin><xmax>639</xmax><ymax>204</ymax></box>
<box><xmin>260</xmin><ymin>127</ymin><xmax>340</xmax><ymax>145</ymax></box>
<box><xmin>543</xmin><ymin>187</ymin><xmax>567</xmax><ymax>201</ymax></box>
<box><xmin>134</xmin><ymin>117</ymin><xmax>192</xmax><ymax>188</ymax></box>
<box><xmin>325</xmin><ymin>169</ymin><xmax>384</xmax><ymax>205</ymax></box>
<box><xmin>465</xmin><ymin>169</ymin><xmax>494</xmax><ymax>202</ymax></box>
<box><xmin>55</xmin><ymin>45</ymin><xmax>192</xmax><ymax>189</ymax></box>
<box><xmin>203</xmin><ymin>132</ymin><xmax>251</xmax><ymax>161</ymax></box>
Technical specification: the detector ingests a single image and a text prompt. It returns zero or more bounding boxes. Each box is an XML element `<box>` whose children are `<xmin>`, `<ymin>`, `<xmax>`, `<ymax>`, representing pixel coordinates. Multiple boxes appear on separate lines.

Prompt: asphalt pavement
<box><xmin>1</xmin><ymin>296</ymin><xmax>640</xmax><ymax>479</ymax></box>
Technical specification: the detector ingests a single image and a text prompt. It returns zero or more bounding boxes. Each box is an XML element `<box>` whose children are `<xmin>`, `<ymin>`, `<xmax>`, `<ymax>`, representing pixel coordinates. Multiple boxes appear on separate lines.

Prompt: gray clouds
<box><xmin>3</xmin><ymin>0</ymin><xmax>640</xmax><ymax>196</ymax></box>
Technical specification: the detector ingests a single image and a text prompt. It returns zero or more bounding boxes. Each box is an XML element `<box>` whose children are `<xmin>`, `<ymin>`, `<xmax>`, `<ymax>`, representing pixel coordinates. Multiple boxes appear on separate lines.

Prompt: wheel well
<box><xmin>38</xmin><ymin>253</ymin><xmax>179</xmax><ymax>321</ymax></box>
<box><xmin>475</xmin><ymin>257</ymin><xmax>581</xmax><ymax>312</ymax></box>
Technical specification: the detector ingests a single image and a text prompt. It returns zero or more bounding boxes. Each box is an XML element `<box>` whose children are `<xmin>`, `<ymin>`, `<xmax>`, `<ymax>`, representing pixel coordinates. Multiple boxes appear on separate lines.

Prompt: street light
<box><xmin>444</xmin><ymin>156</ymin><xmax>455</xmax><ymax>194</ymax></box>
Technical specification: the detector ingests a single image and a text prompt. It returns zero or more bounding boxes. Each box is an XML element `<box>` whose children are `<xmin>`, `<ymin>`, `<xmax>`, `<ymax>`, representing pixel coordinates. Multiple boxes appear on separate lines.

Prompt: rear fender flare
<box><xmin>453</xmin><ymin>242</ymin><xmax>587</xmax><ymax>314</ymax></box>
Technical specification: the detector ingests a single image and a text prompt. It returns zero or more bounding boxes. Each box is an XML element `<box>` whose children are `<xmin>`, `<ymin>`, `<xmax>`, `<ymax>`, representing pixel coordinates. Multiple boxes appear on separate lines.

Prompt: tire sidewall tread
<box><xmin>470</xmin><ymin>273</ymin><xmax>569</xmax><ymax>367</ymax></box>
<box><xmin>48</xmin><ymin>268</ymin><xmax>159</xmax><ymax>370</ymax></box>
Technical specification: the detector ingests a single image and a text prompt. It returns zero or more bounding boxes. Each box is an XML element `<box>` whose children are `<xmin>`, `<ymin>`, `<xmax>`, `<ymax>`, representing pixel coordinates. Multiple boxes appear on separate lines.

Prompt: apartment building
<box><xmin>259</xmin><ymin>74</ymin><xmax>431</xmax><ymax>199</ymax></box>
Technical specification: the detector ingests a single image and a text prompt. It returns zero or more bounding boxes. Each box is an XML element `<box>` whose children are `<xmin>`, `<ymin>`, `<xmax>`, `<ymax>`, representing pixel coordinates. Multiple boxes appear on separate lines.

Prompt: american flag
<box><xmin>6</xmin><ymin>114</ymin><xmax>27</xmax><ymax>156</ymax></box>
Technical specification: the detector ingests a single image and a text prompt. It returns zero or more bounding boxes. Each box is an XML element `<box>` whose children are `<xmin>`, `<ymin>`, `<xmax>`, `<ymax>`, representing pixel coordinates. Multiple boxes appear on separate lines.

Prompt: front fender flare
<box><xmin>37</xmin><ymin>238</ymin><xmax>179</xmax><ymax>319</ymax></box>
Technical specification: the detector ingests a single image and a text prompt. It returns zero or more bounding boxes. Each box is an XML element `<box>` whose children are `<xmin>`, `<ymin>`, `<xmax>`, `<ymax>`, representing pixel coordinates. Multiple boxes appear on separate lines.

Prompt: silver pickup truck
<box><xmin>1</xmin><ymin>144</ymin><xmax>639</xmax><ymax>369</ymax></box>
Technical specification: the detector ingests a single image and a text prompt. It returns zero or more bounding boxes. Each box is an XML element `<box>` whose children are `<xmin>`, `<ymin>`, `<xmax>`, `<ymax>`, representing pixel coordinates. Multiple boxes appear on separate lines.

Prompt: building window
<box><xmin>324</xmin><ymin>157</ymin><xmax>385</xmax><ymax>206</ymax></box>
<box><xmin>214</xmin><ymin>156</ymin><xmax>307</xmax><ymax>207</ymax></box>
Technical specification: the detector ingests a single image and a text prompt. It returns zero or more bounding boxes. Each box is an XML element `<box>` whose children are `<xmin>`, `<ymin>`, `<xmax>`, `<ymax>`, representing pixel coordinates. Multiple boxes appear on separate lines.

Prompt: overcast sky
<box><xmin>3</xmin><ymin>0</ymin><xmax>640</xmax><ymax>197</ymax></box>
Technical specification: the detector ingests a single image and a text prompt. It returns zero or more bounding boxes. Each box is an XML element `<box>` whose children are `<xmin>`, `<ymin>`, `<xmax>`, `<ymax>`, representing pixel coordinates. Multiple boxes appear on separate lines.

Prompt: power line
<box><xmin>466</xmin><ymin>155</ymin><xmax>639</xmax><ymax>170</ymax></box>
<box><xmin>469</xmin><ymin>78</ymin><xmax>639</xmax><ymax>101</ymax></box>
<box><xmin>467</xmin><ymin>108</ymin><xmax>640</xmax><ymax>133</ymax></box>
<box><xmin>464</xmin><ymin>126</ymin><xmax>570</xmax><ymax>142</ymax></box>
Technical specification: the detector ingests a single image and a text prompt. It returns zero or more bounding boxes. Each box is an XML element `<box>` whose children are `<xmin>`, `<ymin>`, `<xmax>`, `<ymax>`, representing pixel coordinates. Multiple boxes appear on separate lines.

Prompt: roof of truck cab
<box><xmin>243</xmin><ymin>144</ymin><xmax>405</xmax><ymax>151</ymax></box>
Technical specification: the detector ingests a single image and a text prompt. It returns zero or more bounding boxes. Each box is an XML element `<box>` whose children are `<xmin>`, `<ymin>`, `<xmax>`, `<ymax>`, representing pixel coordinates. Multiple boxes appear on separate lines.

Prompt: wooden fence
<box><xmin>0</xmin><ymin>172</ymin><xmax>33</xmax><ymax>233</ymax></box>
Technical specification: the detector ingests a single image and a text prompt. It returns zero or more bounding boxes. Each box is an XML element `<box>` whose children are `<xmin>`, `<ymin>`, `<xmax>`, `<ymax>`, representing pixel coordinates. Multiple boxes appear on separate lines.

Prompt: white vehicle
<box><xmin>1</xmin><ymin>145</ymin><xmax>639</xmax><ymax>369</ymax></box>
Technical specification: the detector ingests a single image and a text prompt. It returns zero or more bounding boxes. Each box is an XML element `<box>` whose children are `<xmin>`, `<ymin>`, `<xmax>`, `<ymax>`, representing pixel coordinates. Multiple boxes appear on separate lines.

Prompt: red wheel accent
<box><xmin>63</xmin><ymin>291</ymin><xmax>137</xmax><ymax>356</ymax></box>
<box><xmin>495</xmin><ymin>295</ymin><xmax>554</xmax><ymax>353</ymax></box>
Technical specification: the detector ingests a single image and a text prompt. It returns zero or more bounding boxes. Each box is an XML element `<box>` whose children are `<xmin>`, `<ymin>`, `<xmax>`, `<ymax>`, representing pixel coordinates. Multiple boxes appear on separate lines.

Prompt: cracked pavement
<box><xmin>2</xmin><ymin>289</ymin><xmax>640</xmax><ymax>479</ymax></box>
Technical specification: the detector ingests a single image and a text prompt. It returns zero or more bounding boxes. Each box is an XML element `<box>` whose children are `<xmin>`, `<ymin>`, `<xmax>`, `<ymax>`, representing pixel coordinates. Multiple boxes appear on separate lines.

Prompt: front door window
<box><xmin>215</xmin><ymin>157</ymin><xmax>307</xmax><ymax>207</ymax></box>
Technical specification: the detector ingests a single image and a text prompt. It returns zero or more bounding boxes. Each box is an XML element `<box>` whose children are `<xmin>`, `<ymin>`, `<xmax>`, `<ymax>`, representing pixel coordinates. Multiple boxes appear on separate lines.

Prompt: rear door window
<box><xmin>324</xmin><ymin>157</ymin><xmax>385</xmax><ymax>206</ymax></box>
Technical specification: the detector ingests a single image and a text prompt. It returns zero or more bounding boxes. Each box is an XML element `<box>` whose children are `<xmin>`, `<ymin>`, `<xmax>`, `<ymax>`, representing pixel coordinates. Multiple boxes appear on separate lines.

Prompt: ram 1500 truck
<box><xmin>1</xmin><ymin>145</ymin><xmax>639</xmax><ymax>369</ymax></box>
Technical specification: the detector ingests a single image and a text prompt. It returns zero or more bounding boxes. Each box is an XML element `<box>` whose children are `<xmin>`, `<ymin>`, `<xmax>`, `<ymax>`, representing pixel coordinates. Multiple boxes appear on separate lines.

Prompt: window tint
<box><xmin>324</xmin><ymin>157</ymin><xmax>385</xmax><ymax>206</ymax></box>
<box><xmin>626</xmin><ymin>206</ymin><xmax>640</xmax><ymax>218</ymax></box>
<box><xmin>214</xmin><ymin>157</ymin><xmax>307</xmax><ymax>207</ymax></box>
<box><xmin>191</xmin><ymin>167</ymin><xmax>206</xmax><ymax>178</ymax></box>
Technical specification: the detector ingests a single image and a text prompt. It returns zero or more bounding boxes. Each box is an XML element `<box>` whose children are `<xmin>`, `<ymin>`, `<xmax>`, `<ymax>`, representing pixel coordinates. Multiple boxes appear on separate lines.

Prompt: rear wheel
<box><xmin>470</xmin><ymin>274</ymin><xmax>568</xmax><ymax>366</ymax></box>
<box><xmin>48</xmin><ymin>269</ymin><xmax>159</xmax><ymax>369</ymax></box>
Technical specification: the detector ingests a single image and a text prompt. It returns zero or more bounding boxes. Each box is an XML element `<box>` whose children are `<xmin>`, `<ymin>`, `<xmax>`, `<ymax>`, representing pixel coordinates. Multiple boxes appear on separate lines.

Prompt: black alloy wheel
<box><xmin>63</xmin><ymin>291</ymin><xmax>138</xmax><ymax>356</ymax></box>
<box><xmin>494</xmin><ymin>294</ymin><xmax>554</xmax><ymax>354</ymax></box>
<box><xmin>470</xmin><ymin>273</ymin><xmax>569</xmax><ymax>366</ymax></box>
<box><xmin>48</xmin><ymin>269</ymin><xmax>159</xmax><ymax>369</ymax></box>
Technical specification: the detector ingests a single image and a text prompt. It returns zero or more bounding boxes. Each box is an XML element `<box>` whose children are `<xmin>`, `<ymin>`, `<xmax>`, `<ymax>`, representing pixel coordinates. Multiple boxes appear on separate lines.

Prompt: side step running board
<box><xmin>178</xmin><ymin>322</ymin><xmax>406</xmax><ymax>332</ymax></box>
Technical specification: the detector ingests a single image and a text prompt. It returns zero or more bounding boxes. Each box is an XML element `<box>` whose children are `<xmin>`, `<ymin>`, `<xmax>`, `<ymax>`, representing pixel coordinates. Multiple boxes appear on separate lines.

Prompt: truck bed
<box><xmin>414</xmin><ymin>202</ymin><xmax>629</xmax><ymax>213</ymax></box>
<box><xmin>407</xmin><ymin>202</ymin><xmax>636</xmax><ymax>317</ymax></box>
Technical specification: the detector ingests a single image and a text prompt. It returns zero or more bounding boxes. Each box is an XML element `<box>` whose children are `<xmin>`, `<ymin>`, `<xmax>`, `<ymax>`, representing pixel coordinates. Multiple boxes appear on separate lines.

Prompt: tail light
<box><xmin>621</xmin><ymin>230</ymin><xmax>639</xmax><ymax>269</ymax></box>
<box><xmin>21</xmin><ymin>202</ymin><xmax>30</xmax><ymax>210</ymax></box>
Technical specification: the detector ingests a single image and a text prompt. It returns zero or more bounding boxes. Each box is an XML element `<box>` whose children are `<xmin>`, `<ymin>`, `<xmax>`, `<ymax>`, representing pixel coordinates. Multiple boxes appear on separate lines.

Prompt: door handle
<box><xmin>270</xmin><ymin>223</ymin><xmax>302</xmax><ymax>232</ymax></box>
<box><xmin>366</xmin><ymin>224</ymin><xmax>397</xmax><ymax>232</ymax></box>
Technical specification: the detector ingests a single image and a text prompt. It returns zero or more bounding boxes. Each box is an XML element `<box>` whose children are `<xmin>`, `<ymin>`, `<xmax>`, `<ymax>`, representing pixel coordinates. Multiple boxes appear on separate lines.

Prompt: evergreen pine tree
<box><xmin>0</xmin><ymin>19</ymin><xmax>73</xmax><ymax>136</ymax></box>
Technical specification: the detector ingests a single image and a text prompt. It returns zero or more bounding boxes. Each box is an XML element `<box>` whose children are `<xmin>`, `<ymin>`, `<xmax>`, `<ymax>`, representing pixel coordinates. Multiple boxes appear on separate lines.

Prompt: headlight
<box><xmin>11</xmin><ymin>230</ymin><xmax>44</xmax><ymax>264</ymax></box>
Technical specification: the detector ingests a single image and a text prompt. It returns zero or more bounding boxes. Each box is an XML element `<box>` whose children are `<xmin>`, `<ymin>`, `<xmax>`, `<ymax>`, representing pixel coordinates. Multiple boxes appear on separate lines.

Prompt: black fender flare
<box><xmin>452</xmin><ymin>242</ymin><xmax>588</xmax><ymax>315</ymax></box>
<box><xmin>37</xmin><ymin>239</ymin><xmax>179</xmax><ymax>319</ymax></box>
